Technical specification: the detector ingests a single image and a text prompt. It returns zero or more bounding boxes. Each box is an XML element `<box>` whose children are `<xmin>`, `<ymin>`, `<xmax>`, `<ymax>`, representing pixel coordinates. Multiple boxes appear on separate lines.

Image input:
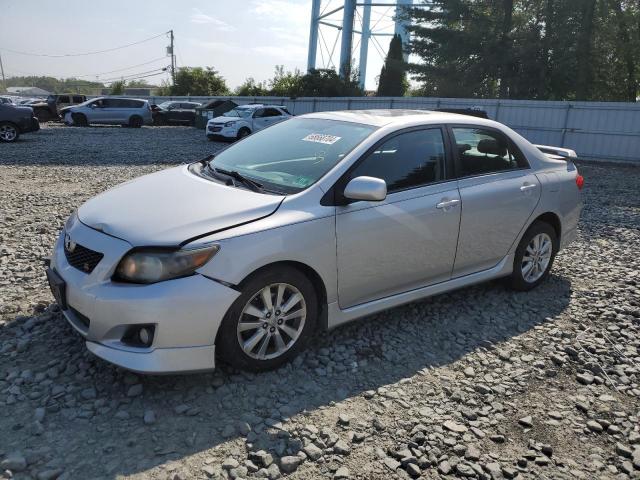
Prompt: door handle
<box><xmin>520</xmin><ymin>183</ymin><xmax>537</xmax><ymax>192</ymax></box>
<box><xmin>436</xmin><ymin>198</ymin><xmax>460</xmax><ymax>209</ymax></box>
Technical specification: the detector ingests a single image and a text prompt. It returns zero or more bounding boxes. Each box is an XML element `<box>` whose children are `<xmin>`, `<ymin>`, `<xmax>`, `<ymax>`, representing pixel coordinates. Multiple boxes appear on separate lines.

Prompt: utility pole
<box><xmin>0</xmin><ymin>52</ymin><xmax>6</xmax><ymax>92</ymax></box>
<box><xmin>168</xmin><ymin>30</ymin><xmax>176</xmax><ymax>86</ymax></box>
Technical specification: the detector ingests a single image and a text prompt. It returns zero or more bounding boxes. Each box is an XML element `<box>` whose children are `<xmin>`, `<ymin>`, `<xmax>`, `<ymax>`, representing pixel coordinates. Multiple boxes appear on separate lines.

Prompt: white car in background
<box><xmin>206</xmin><ymin>104</ymin><xmax>291</xmax><ymax>141</ymax></box>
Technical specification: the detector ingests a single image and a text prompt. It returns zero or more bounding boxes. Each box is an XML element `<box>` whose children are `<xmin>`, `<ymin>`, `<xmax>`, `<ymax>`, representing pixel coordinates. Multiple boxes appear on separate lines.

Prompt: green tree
<box><xmin>377</xmin><ymin>34</ymin><xmax>408</xmax><ymax>96</ymax></box>
<box><xmin>235</xmin><ymin>77</ymin><xmax>269</xmax><ymax>96</ymax></box>
<box><xmin>298</xmin><ymin>69</ymin><xmax>362</xmax><ymax>96</ymax></box>
<box><xmin>269</xmin><ymin>65</ymin><xmax>303</xmax><ymax>96</ymax></box>
<box><xmin>110</xmin><ymin>80</ymin><xmax>125</xmax><ymax>95</ymax></box>
<box><xmin>171</xmin><ymin>67</ymin><xmax>229</xmax><ymax>96</ymax></box>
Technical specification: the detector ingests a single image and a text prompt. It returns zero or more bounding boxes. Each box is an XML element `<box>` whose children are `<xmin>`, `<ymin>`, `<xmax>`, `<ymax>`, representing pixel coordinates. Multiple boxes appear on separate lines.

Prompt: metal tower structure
<box><xmin>307</xmin><ymin>0</ymin><xmax>413</xmax><ymax>90</ymax></box>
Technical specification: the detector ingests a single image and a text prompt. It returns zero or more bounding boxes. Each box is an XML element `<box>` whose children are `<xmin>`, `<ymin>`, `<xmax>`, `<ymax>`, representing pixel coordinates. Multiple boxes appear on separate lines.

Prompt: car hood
<box><xmin>210</xmin><ymin>115</ymin><xmax>244</xmax><ymax>124</ymax></box>
<box><xmin>78</xmin><ymin>165</ymin><xmax>284</xmax><ymax>247</ymax></box>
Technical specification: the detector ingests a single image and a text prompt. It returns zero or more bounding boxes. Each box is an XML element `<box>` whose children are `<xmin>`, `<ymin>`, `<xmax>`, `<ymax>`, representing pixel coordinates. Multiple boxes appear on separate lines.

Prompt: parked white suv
<box><xmin>206</xmin><ymin>104</ymin><xmax>291</xmax><ymax>141</ymax></box>
<box><xmin>63</xmin><ymin>97</ymin><xmax>153</xmax><ymax>128</ymax></box>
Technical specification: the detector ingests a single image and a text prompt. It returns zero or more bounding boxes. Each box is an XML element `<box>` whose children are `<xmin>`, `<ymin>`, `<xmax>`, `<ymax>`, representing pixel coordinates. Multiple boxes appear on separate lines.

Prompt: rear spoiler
<box><xmin>534</xmin><ymin>144</ymin><xmax>578</xmax><ymax>161</ymax></box>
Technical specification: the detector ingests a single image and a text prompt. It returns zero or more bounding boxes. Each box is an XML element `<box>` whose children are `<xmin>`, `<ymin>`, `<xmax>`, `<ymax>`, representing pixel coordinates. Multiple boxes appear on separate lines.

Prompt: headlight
<box><xmin>114</xmin><ymin>245</ymin><xmax>220</xmax><ymax>284</ymax></box>
<box><xmin>224</xmin><ymin>121</ymin><xmax>236</xmax><ymax>127</ymax></box>
<box><xmin>65</xmin><ymin>210</ymin><xmax>78</xmax><ymax>231</ymax></box>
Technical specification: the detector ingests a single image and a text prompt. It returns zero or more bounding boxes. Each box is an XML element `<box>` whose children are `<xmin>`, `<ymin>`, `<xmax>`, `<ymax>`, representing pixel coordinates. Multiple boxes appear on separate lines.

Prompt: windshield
<box><xmin>224</xmin><ymin>107</ymin><xmax>254</xmax><ymax>118</ymax></box>
<box><xmin>210</xmin><ymin>117</ymin><xmax>376</xmax><ymax>194</ymax></box>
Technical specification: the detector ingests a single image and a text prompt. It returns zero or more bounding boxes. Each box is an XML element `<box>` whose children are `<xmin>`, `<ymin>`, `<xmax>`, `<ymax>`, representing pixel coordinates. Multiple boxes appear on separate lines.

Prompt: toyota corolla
<box><xmin>47</xmin><ymin>110</ymin><xmax>583</xmax><ymax>373</ymax></box>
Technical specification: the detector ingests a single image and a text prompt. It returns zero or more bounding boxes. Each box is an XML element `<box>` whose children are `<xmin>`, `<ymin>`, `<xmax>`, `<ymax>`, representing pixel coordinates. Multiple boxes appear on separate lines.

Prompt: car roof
<box><xmin>237</xmin><ymin>104</ymin><xmax>286</xmax><ymax>109</ymax></box>
<box><xmin>302</xmin><ymin>109</ymin><xmax>504</xmax><ymax>128</ymax></box>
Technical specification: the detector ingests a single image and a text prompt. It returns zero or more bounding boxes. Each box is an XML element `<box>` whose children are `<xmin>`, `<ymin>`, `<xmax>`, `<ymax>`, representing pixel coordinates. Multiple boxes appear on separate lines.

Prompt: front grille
<box><xmin>208</xmin><ymin>125</ymin><xmax>222</xmax><ymax>132</ymax></box>
<box><xmin>64</xmin><ymin>243</ymin><xmax>103</xmax><ymax>274</ymax></box>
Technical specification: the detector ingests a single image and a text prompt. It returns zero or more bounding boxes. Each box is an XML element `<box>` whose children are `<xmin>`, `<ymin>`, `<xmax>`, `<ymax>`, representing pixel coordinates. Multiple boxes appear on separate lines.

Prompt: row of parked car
<box><xmin>0</xmin><ymin>93</ymin><xmax>294</xmax><ymax>143</ymax></box>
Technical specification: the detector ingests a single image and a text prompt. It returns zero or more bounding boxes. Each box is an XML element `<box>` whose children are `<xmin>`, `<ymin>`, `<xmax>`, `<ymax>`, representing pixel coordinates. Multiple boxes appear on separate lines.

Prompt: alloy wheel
<box><xmin>521</xmin><ymin>232</ymin><xmax>552</xmax><ymax>283</ymax></box>
<box><xmin>0</xmin><ymin>124</ymin><xmax>17</xmax><ymax>141</ymax></box>
<box><xmin>237</xmin><ymin>283</ymin><xmax>306</xmax><ymax>360</ymax></box>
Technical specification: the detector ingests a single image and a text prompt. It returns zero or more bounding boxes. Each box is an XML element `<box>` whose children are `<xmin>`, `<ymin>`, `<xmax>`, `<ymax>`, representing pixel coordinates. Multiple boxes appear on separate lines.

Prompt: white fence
<box><xmin>143</xmin><ymin>95</ymin><xmax>639</xmax><ymax>164</ymax></box>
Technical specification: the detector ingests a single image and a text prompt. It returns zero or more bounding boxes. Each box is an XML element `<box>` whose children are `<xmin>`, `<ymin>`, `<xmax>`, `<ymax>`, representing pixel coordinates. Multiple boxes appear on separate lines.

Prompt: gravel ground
<box><xmin>1</xmin><ymin>124</ymin><xmax>639</xmax><ymax>480</ymax></box>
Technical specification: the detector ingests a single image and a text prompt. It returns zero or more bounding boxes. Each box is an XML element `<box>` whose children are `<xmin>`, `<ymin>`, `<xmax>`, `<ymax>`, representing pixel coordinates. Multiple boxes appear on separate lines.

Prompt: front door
<box><xmin>449</xmin><ymin>126</ymin><xmax>542</xmax><ymax>277</ymax></box>
<box><xmin>335</xmin><ymin>128</ymin><xmax>461</xmax><ymax>308</ymax></box>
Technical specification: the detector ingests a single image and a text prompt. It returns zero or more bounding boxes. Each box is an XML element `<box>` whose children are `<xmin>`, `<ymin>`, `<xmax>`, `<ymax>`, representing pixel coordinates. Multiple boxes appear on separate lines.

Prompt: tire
<box><xmin>236</xmin><ymin>127</ymin><xmax>251</xmax><ymax>140</ymax></box>
<box><xmin>71</xmin><ymin>113</ymin><xmax>88</xmax><ymax>127</ymax></box>
<box><xmin>217</xmin><ymin>266</ymin><xmax>318</xmax><ymax>372</ymax></box>
<box><xmin>506</xmin><ymin>221</ymin><xmax>559</xmax><ymax>291</ymax></box>
<box><xmin>128</xmin><ymin>116</ymin><xmax>143</xmax><ymax>128</ymax></box>
<box><xmin>0</xmin><ymin>122</ymin><xmax>20</xmax><ymax>142</ymax></box>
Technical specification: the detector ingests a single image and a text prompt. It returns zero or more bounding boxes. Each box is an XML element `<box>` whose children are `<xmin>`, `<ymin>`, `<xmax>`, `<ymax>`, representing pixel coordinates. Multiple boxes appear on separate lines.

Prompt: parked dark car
<box><xmin>151</xmin><ymin>101</ymin><xmax>201</xmax><ymax>126</ymax></box>
<box><xmin>0</xmin><ymin>104</ymin><xmax>40</xmax><ymax>142</ymax></box>
<box><xmin>32</xmin><ymin>94</ymin><xmax>87</xmax><ymax>122</ymax></box>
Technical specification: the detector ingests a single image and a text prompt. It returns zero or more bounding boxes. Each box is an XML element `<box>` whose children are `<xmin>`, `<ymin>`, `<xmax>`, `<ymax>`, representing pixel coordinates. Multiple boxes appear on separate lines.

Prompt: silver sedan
<box><xmin>47</xmin><ymin>110</ymin><xmax>583</xmax><ymax>373</ymax></box>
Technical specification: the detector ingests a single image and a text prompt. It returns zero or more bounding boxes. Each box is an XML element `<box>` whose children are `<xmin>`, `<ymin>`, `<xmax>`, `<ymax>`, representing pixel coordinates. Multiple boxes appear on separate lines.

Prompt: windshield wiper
<box><xmin>208</xmin><ymin>165</ymin><xmax>264</xmax><ymax>193</ymax></box>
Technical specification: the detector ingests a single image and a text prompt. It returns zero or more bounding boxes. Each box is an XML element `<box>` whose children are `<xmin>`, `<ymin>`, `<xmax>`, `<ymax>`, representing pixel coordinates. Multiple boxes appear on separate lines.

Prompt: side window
<box><xmin>101</xmin><ymin>99</ymin><xmax>114</xmax><ymax>108</ymax></box>
<box><xmin>57</xmin><ymin>95</ymin><xmax>70</xmax><ymax>103</ymax></box>
<box><xmin>253</xmin><ymin>108</ymin><xmax>266</xmax><ymax>118</ymax></box>
<box><xmin>263</xmin><ymin>108</ymin><xmax>282</xmax><ymax>117</ymax></box>
<box><xmin>125</xmin><ymin>100</ymin><xmax>144</xmax><ymax>108</ymax></box>
<box><xmin>72</xmin><ymin>96</ymin><xmax>84</xmax><ymax>103</ymax></box>
<box><xmin>350</xmin><ymin>129</ymin><xmax>446</xmax><ymax>193</ymax></box>
<box><xmin>452</xmin><ymin>127</ymin><xmax>528</xmax><ymax>177</ymax></box>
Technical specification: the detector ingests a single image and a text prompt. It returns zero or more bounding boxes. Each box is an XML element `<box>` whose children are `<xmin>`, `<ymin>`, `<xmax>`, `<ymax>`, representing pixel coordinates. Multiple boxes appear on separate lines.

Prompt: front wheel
<box><xmin>217</xmin><ymin>267</ymin><xmax>318</xmax><ymax>372</ymax></box>
<box><xmin>71</xmin><ymin>113</ymin><xmax>88</xmax><ymax>127</ymax></box>
<box><xmin>506</xmin><ymin>221</ymin><xmax>558</xmax><ymax>291</ymax></box>
<box><xmin>0</xmin><ymin>122</ymin><xmax>19</xmax><ymax>142</ymax></box>
<box><xmin>236</xmin><ymin>127</ymin><xmax>251</xmax><ymax>140</ymax></box>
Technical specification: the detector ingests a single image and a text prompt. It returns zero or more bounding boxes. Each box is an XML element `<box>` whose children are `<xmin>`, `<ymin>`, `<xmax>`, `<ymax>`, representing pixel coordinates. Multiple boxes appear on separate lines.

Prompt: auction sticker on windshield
<box><xmin>302</xmin><ymin>133</ymin><xmax>342</xmax><ymax>145</ymax></box>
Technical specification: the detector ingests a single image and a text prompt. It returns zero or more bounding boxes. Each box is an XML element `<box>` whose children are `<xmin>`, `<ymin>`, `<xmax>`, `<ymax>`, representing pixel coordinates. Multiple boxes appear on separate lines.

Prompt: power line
<box><xmin>72</xmin><ymin>57</ymin><xmax>168</xmax><ymax>79</ymax></box>
<box><xmin>100</xmin><ymin>67</ymin><xmax>168</xmax><ymax>83</ymax></box>
<box><xmin>0</xmin><ymin>31</ymin><xmax>169</xmax><ymax>58</ymax></box>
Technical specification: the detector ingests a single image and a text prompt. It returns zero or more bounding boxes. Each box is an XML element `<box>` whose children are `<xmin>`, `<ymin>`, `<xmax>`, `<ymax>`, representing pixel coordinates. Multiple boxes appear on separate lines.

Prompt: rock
<box><xmin>250</xmin><ymin>450</ymin><xmax>274</xmax><ymax>468</ymax></box>
<box><xmin>615</xmin><ymin>443</ymin><xmax>632</xmax><ymax>459</ymax></box>
<box><xmin>127</xmin><ymin>384</ymin><xmax>143</xmax><ymax>397</ymax></box>
<box><xmin>1</xmin><ymin>452</ymin><xmax>27</xmax><ymax>471</ymax></box>
<box><xmin>576</xmin><ymin>372</ymin><xmax>595</xmax><ymax>385</ymax></box>
<box><xmin>143</xmin><ymin>409</ymin><xmax>156</xmax><ymax>425</ymax></box>
<box><xmin>628</xmin><ymin>431</ymin><xmax>640</xmax><ymax>444</ymax></box>
<box><xmin>438</xmin><ymin>460</ymin><xmax>452</xmax><ymax>475</ymax></box>
<box><xmin>334</xmin><ymin>466</ymin><xmax>350</xmax><ymax>479</ymax></box>
<box><xmin>384</xmin><ymin>457</ymin><xmax>400</xmax><ymax>471</ymax></box>
<box><xmin>36</xmin><ymin>469</ymin><xmax>64</xmax><ymax>480</ymax></box>
<box><xmin>518</xmin><ymin>416</ymin><xmax>533</xmax><ymax>428</ymax></box>
<box><xmin>34</xmin><ymin>407</ymin><xmax>46</xmax><ymax>422</ymax></box>
<box><xmin>222</xmin><ymin>458</ymin><xmax>240</xmax><ymax>470</ymax></box>
<box><xmin>304</xmin><ymin>443</ymin><xmax>323</xmax><ymax>461</ymax></box>
<box><xmin>406</xmin><ymin>463</ymin><xmax>421</xmax><ymax>478</ymax></box>
<box><xmin>587</xmin><ymin>420</ymin><xmax>603</xmax><ymax>433</ymax></box>
<box><xmin>333</xmin><ymin>439</ymin><xmax>351</xmax><ymax>455</ymax></box>
<box><xmin>337</xmin><ymin>413</ymin><xmax>351</xmax><ymax>425</ymax></box>
<box><xmin>80</xmin><ymin>387</ymin><xmax>97</xmax><ymax>400</ymax></box>
<box><xmin>490</xmin><ymin>434</ymin><xmax>506</xmax><ymax>443</ymax></box>
<box><xmin>465</xmin><ymin>445</ymin><xmax>481</xmax><ymax>461</ymax></box>
<box><xmin>443</xmin><ymin>420</ymin><xmax>468</xmax><ymax>433</ymax></box>
<box><xmin>633</xmin><ymin>448</ymin><xmax>640</xmax><ymax>470</ymax></box>
<box><xmin>464</xmin><ymin>366</ymin><xmax>475</xmax><ymax>377</ymax></box>
<box><xmin>267</xmin><ymin>463</ymin><xmax>281</xmax><ymax>479</ymax></box>
<box><xmin>279</xmin><ymin>456</ymin><xmax>301</xmax><ymax>474</ymax></box>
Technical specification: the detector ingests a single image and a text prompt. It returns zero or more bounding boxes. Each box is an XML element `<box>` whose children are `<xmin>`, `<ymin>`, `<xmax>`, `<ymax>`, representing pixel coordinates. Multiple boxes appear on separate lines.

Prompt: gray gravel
<box><xmin>1</xmin><ymin>124</ymin><xmax>639</xmax><ymax>480</ymax></box>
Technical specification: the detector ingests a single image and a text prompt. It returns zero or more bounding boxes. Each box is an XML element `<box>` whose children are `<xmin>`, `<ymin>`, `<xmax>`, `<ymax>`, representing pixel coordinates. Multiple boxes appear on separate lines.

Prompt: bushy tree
<box><xmin>298</xmin><ymin>69</ymin><xmax>363</xmax><ymax>97</ymax></box>
<box><xmin>110</xmin><ymin>80</ymin><xmax>125</xmax><ymax>95</ymax></box>
<box><xmin>4</xmin><ymin>75</ymin><xmax>104</xmax><ymax>94</ymax></box>
<box><xmin>406</xmin><ymin>0</ymin><xmax>640</xmax><ymax>101</ymax></box>
<box><xmin>377</xmin><ymin>34</ymin><xmax>408</xmax><ymax>96</ymax></box>
<box><xmin>270</xmin><ymin>65</ymin><xmax>303</xmax><ymax>96</ymax></box>
<box><xmin>235</xmin><ymin>77</ymin><xmax>269</xmax><ymax>96</ymax></box>
<box><xmin>171</xmin><ymin>67</ymin><xmax>229</xmax><ymax>96</ymax></box>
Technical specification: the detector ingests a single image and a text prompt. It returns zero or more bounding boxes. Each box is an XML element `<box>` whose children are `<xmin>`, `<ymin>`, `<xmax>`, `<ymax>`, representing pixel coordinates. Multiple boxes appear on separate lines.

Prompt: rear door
<box><xmin>253</xmin><ymin>107</ymin><xmax>285</xmax><ymax>131</ymax></box>
<box><xmin>449</xmin><ymin>125</ymin><xmax>541</xmax><ymax>277</ymax></box>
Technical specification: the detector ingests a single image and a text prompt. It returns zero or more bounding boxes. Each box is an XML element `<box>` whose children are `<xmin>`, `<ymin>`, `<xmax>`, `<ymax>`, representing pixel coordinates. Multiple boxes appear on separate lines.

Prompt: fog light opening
<box><xmin>122</xmin><ymin>325</ymin><xmax>155</xmax><ymax>348</ymax></box>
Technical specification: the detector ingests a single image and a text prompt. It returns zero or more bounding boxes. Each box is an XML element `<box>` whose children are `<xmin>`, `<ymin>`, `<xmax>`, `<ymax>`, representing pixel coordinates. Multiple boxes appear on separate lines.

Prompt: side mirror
<box><xmin>343</xmin><ymin>176</ymin><xmax>387</xmax><ymax>202</ymax></box>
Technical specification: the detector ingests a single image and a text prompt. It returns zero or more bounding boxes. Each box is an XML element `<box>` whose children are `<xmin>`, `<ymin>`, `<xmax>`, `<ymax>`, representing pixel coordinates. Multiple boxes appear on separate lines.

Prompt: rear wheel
<box><xmin>217</xmin><ymin>267</ymin><xmax>318</xmax><ymax>372</ymax></box>
<box><xmin>0</xmin><ymin>122</ymin><xmax>19</xmax><ymax>142</ymax></box>
<box><xmin>128</xmin><ymin>115</ymin><xmax>143</xmax><ymax>128</ymax></box>
<box><xmin>506</xmin><ymin>221</ymin><xmax>558</xmax><ymax>291</ymax></box>
<box><xmin>71</xmin><ymin>113</ymin><xmax>88</xmax><ymax>127</ymax></box>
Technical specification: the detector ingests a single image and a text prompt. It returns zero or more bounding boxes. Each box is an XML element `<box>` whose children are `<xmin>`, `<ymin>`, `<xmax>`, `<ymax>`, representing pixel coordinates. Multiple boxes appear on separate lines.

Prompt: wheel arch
<box><xmin>214</xmin><ymin>260</ymin><xmax>329</xmax><ymax>347</ymax></box>
<box><xmin>531</xmin><ymin>211</ymin><xmax>562</xmax><ymax>240</ymax></box>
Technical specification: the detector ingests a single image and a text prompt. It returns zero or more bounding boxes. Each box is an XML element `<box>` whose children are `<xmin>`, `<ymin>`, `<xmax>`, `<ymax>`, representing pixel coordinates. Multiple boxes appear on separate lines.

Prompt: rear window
<box><xmin>58</xmin><ymin>96</ymin><xmax>70</xmax><ymax>103</ymax></box>
<box><xmin>72</xmin><ymin>96</ymin><xmax>84</xmax><ymax>103</ymax></box>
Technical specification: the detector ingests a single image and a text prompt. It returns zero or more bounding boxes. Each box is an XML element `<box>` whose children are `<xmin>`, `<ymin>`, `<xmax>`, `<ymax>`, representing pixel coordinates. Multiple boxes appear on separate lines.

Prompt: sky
<box><xmin>0</xmin><ymin>0</ymin><xmax>400</xmax><ymax>91</ymax></box>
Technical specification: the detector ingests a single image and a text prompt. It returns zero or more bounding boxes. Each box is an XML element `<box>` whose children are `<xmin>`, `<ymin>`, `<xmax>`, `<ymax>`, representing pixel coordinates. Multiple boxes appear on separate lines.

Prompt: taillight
<box><xmin>576</xmin><ymin>174</ymin><xmax>584</xmax><ymax>190</ymax></box>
